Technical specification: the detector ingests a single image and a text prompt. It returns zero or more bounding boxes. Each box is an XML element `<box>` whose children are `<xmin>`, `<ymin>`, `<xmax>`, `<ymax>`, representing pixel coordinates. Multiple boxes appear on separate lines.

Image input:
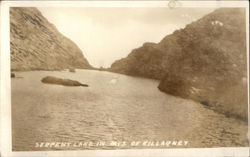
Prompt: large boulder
<box><xmin>41</xmin><ymin>76</ymin><xmax>88</xmax><ymax>87</ymax></box>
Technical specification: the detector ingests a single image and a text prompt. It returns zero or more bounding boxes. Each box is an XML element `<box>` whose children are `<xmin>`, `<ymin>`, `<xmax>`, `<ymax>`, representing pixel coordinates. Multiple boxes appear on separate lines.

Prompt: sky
<box><xmin>38</xmin><ymin>7</ymin><xmax>215</xmax><ymax>68</ymax></box>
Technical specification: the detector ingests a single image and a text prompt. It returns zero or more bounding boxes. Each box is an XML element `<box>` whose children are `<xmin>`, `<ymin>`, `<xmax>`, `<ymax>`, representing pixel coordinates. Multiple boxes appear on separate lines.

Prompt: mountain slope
<box><xmin>10</xmin><ymin>7</ymin><xmax>91</xmax><ymax>70</ymax></box>
<box><xmin>110</xmin><ymin>8</ymin><xmax>248</xmax><ymax>120</ymax></box>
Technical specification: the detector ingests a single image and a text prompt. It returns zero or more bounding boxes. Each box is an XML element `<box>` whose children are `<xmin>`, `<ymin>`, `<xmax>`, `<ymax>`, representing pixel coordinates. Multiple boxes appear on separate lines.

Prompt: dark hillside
<box><xmin>10</xmin><ymin>7</ymin><xmax>92</xmax><ymax>71</ymax></box>
<box><xmin>110</xmin><ymin>8</ymin><xmax>248</xmax><ymax>120</ymax></box>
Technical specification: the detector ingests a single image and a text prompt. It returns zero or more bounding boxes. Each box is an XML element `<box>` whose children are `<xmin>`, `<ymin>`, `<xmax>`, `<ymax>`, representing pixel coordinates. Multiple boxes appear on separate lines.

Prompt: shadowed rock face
<box><xmin>10</xmin><ymin>7</ymin><xmax>91</xmax><ymax>71</ymax></box>
<box><xmin>41</xmin><ymin>76</ymin><xmax>88</xmax><ymax>87</ymax></box>
<box><xmin>110</xmin><ymin>8</ymin><xmax>247</xmax><ymax>120</ymax></box>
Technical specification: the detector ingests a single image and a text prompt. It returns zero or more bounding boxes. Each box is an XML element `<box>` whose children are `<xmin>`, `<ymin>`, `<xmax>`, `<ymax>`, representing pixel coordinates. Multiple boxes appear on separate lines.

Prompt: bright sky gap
<box><xmin>38</xmin><ymin>7</ymin><xmax>215</xmax><ymax>68</ymax></box>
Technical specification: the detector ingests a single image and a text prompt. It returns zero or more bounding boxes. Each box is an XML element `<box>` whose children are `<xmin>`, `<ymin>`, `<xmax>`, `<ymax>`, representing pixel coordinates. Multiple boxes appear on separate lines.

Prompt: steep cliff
<box><xmin>110</xmin><ymin>8</ymin><xmax>248</xmax><ymax>120</ymax></box>
<box><xmin>10</xmin><ymin>7</ymin><xmax>91</xmax><ymax>70</ymax></box>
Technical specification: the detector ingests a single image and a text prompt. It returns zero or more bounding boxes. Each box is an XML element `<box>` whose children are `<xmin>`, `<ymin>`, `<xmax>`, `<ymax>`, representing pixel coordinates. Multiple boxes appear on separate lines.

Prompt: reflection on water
<box><xmin>12</xmin><ymin>70</ymin><xmax>248</xmax><ymax>151</ymax></box>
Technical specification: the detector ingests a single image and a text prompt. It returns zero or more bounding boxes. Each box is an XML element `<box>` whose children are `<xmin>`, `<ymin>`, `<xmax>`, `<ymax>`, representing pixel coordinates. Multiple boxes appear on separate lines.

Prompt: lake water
<box><xmin>11</xmin><ymin>70</ymin><xmax>248</xmax><ymax>151</ymax></box>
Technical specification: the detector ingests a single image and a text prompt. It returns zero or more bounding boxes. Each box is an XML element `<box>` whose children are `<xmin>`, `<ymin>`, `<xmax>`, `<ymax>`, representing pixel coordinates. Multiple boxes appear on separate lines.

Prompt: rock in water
<box><xmin>41</xmin><ymin>76</ymin><xmax>88</xmax><ymax>87</ymax></box>
<box><xmin>10</xmin><ymin>7</ymin><xmax>92</xmax><ymax>71</ymax></box>
<box><xmin>11</xmin><ymin>73</ymin><xmax>16</xmax><ymax>78</ymax></box>
<box><xmin>69</xmin><ymin>68</ymin><xmax>76</xmax><ymax>72</ymax></box>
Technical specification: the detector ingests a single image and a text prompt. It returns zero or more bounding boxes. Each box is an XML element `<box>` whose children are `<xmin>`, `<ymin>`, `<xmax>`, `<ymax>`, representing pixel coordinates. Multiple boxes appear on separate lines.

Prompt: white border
<box><xmin>0</xmin><ymin>1</ymin><xmax>249</xmax><ymax>157</ymax></box>
<box><xmin>0</xmin><ymin>0</ymin><xmax>249</xmax><ymax>7</ymax></box>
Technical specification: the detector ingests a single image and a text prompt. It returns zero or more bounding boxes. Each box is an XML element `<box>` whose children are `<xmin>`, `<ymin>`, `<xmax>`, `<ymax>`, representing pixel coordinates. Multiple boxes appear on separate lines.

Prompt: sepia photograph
<box><xmin>0</xmin><ymin>0</ymin><xmax>249</xmax><ymax>156</ymax></box>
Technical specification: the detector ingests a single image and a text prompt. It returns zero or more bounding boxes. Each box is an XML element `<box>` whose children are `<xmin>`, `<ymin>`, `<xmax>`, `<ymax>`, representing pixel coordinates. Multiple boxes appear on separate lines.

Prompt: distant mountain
<box><xmin>110</xmin><ymin>8</ymin><xmax>247</xmax><ymax>120</ymax></box>
<box><xmin>10</xmin><ymin>7</ymin><xmax>91</xmax><ymax>70</ymax></box>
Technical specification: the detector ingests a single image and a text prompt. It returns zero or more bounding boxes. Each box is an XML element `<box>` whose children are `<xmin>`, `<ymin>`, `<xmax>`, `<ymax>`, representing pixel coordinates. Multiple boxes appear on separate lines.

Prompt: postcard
<box><xmin>0</xmin><ymin>0</ymin><xmax>249</xmax><ymax>156</ymax></box>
